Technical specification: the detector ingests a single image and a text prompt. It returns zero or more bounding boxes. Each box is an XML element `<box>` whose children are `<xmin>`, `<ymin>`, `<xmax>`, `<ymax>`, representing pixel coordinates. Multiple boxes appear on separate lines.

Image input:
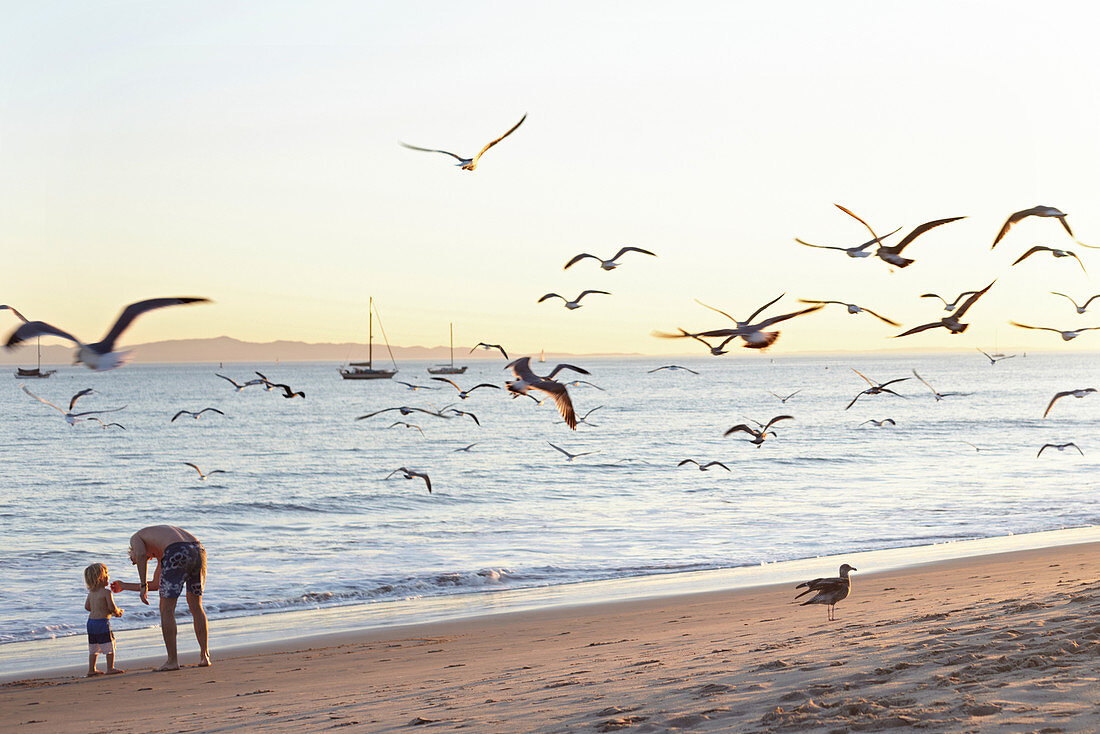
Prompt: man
<box><xmin>113</xmin><ymin>525</ymin><xmax>210</xmax><ymax>670</ymax></box>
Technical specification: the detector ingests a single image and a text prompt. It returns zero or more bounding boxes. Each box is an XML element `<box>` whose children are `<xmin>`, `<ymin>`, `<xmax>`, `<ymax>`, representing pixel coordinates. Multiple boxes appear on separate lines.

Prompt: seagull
<box><xmin>1037</xmin><ymin>442</ymin><xmax>1083</xmax><ymax>458</ymax></box>
<box><xmin>656</xmin><ymin>295</ymin><xmax>823</xmax><ymax>350</ymax></box>
<box><xmin>794</xmin><ymin>226</ymin><xmax>903</xmax><ymax>258</ymax></box>
<box><xmin>648</xmin><ymin>365</ymin><xmax>700</xmax><ymax>374</ymax></box>
<box><xmin>846</xmin><ymin>369</ymin><xmax>909</xmax><ymax>410</ymax></box>
<box><xmin>4</xmin><ymin>297</ymin><xmax>210</xmax><ymax>371</ymax></box>
<box><xmin>470</xmin><ymin>342</ymin><xmax>508</xmax><ymax>359</ymax></box>
<box><xmin>182</xmin><ymin>462</ymin><xmax>227</xmax><ymax>481</ymax></box>
<box><xmin>677</xmin><ymin>459</ymin><xmax>731</xmax><ymax>471</ymax></box>
<box><xmin>1011</xmin><ymin>245</ymin><xmax>1087</xmax><ymax>274</ymax></box>
<box><xmin>920</xmin><ymin>290</ymin><xmax>980</xmax><ymax>312</ymax></box>
<box><xmin>911</xmin><ymin>370</ymin><xmax>968</xmax><ymax>401</ymax></box>
<box><xmin>538</xmin><ymin>290</ymin><xmax>611</xmax><ymax>310</ymax></box>
<box><xmin>1051</xmin><ymin>292</ymin><xmax>1100</xmax><ymax>314</ymax></box>
<box><xmin>444</xmin><ymin>408</ymin><xmax>481</xmax><ymax>426</ymax></box>
<box><xmin>357</xmin><ymin>406</ymin><xmax>452</xmax><ymax>420</ymax></box>
<box><xmin>430</xmin><ymin>377</ymin><xmax>501</xmax><ymax>399</ymax></box>
<box><xmin>1</xmin><ymin>305</ymin><xmax>29</xmax><ymax>322</ymax></box>
<box><xmin>386</xmin><ymin>467</ymin><xmax>432</xmax><ymax>493</ymax></box>
<box><xmin>1043</xmin><ymin>388</ymin><xmax>1097</xmax><ymax>419</ymax></box>
<box><xmin>171</xmin><ymin>408</ymin><xmax>225</xmax><ymax>422</ymax></box>
<box><xmin>21</xmin><ymin>384</ymin><xmax>126</xmax><ymax>426</ymax></box>
<box><xmin>724</xmin><ymin>415</ymin><xmax>793</xmax><ymax>446</ymax></box>
<box><xmin>961</xmin><ymin>441</ymin><xmax>982</xmax><ymax>452</ymax></box>
<box><xmin>797</xmin><ymin>299</ymin><xmax>900</xmax><ymax>326</ymax></box>
<box><xmin>563</xmin><ymin>247</ymin><xmax>657</xmax><ymax>271</ymax></box>
<box><xmin>452</xmin><ymin>443</ymin><xmax>478</xmax><ymax>452</ymax></box>
<box><xmin>505</xmin><ymin>356</ymin><xmax>588</xmax><ymax>429</ymax></box>
<box><xmin>859</xmin><ymin>418</ymin><xmax>896</xmax><ymax>427</ymax></box>
<box><xmin>216</xmin><ymin>373</ymin><xmax>264</xmax><ymax>391</ymax></box>
<box><xmin>563</xmin><ymin>405</ymin><xmax>603</xmax><ymax>427</ymax></box>
<box><xmin>794</xmin><ymin>564</ymin><xmax>856</xmax><ymax>621</ymax></box>
<box><xmin>396</xmin><ymin>380</ymin><xmax>439</xmax><ymax>391</ymax></box>
<box><xmin>1009</xmin><ymin>322</ymin><xmax>1100</xmax><ymax>341</ymax></box>
<box><xmin>992</xmin><ymin>206</ymin><xmax>1078</xmax><ymax>249</ymax></box>
<box><xmin>976</xmin><ymin>347</ymin><xmax>1016</xmax><ymax>365</ymax></box>
<box><xmin>547</xmin><ymin>441</ymin><xmax>597</xmax><ymax>462</ymax></box>
<box><xmin>564</xmin><ymin>379</ymin><xmax>605</xmax><ymax>391</ymax></box>
<box><xmin>399</xmin><ymin>114</ymin><xmax>526</xmax><ymax>171</ymax></box>
<box><xmin>768</xmin><ymin>389</ymin><xmax>802</xmax><ymax>404</ymax></box>
<box><xmin>387</xmin><ymin>421</ymin><xmax>425</xmax><ymax>436</ymax></box>
<box><xmin>835</xmin><ymin>204</ymin><xmax>966</xmax><ymax>268</ymax></box>
<box><xmin>88</xmin><ymin>417</ymin><xmax>126</xmax><ymax>430</ymax></box>
<box><xmin>255</xmin><ymin>375</ymin><xmax>305</xmax><ymax>398</ymax></box>
<box><xmin>893</xmin><ymin>281</ymin><xmax>995</xmax><ymax>338</ymax></box>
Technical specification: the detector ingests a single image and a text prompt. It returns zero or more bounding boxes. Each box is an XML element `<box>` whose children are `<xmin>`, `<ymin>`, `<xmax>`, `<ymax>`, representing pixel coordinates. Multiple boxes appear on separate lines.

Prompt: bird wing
<box><xmin>431</xmin><ymin>377</ymin><xmax>461</xmax><ymax>390</ymax></box>
<box><xmin>704</xmin><ymin>461</ymin><xmax>731</xmax><ymax>471</ymax></box>
<box><xmin>744</xmin><ymin>293</ymin><xmax>787</xmax><ymax>324</ymax></box>
<box><xmin>576</xmin><ymin>290</ymin><xmax>611</xmax><ymax>300</ymax></box>
<box><xmin>0</xmin><ymin>305</ymin><xmax>29</xmax><ymax>322</ymax></box>
<box><xmin>763</xmin><ymin>415</ymin><xmax>794</xmax><ymax>431</ymax></box>
<box><xmin>647</xmin><ymin>366</ymin><xmax>670</xmax><ymax>372</ymax></box>
<box><xmin>883</xmin><ymin>216</ymin><xmax>966</xmax><ymax>254</ymax></box>
<box><xmin>563</xmin><ymin>253</ymin><xmax>599</xmax><ymax>270</ymax></box>
<box><xmin>794</xmin><ymin>239</ymin><xmax>850</xmax><ymax>252</ymax></box>
<box><xmin>538</xmin><ymin>293</ymin><xmax>564</xmax><ymax>303</ymax></box>
<box><xmin>992</xmin><ymin>209</ymin><xmax>1033</xmax><ymax>249</ymax></box>
<box><xmin>470</xmin><ymin>113</ymin><xmax>526</xmax><ymax>165</ymax></box>
<box><xmin>398</xmin><ymin>142</ymin><xmax>466</xmax><ymax>162</ymax></box>
<box><xmin>844</xmin><ymin>391</ymin><xmax>868</xmax><ymax>411</ymax></box>
<box><xmin>1068</xmin><ymin>251</ymin><xmax>1088</xmax><ymax>274</ymax></box>
<box><xmin>547</xmin><ymin>441</ymin><xmax>570</xmax><ymax>457</ymax></box>
<box><xmin>355</xmin><ymin>407</ymin><xmax>401</xmax><ymax>420</ymax></box>
<box><xmin>1058</xmin><ymin>214</ymin><xmax>1075</xmax><ymax>238</ymax></box>
<box><xmin>546</xmin><ymin>363</ymin><xmax>591</xmax><ymax>379</ymax></box>
<box><xmin>911</xmin><ymin>370</ymin><xmax>939</xmax><ymax>396</ymax></box>
<box><xmin>951</xmin><ymin>281</ymin><xmax>995</xmax><ymax>319</ymax></box>
<box><xmin>850</xmin><ymin>368</ymin><xmax>876</xmax><ymax>387</ymax></box>
<box><xmin>468</xmin><ymin>383</ymin><xmax>501</xmax><ymax>393</ymax></box>
<box><xmin>202</xmin><ymin>408</ymin><xmax>225</xmax><ymax>416</ymax></box>
<box><xmin>535</xmin><ymin>381</ymin><xmax>577</xmax><ymax>429</ymax></box>
<box><xmin>21</xmin><ymin>384</ymin><xmax>64</xmax><ymax>414</ymax></box>
<box><xmin>215</xmin><ymin>373</ymin><xmax>241</xmax><ymax>388</ymax></box>
<box><xmin>69</xmin><ymin>388</ymin><xmax>94</xmax><ymax>411</ymax></box>
<box><xmin>612</xmin><ymin>246</ymin><xmax>657</xmax><ymax>260</ymax></box>
<box><xmin>6</xmin><ymin>320</ymin><xmax>81</xmax><ymax>349</ymax></box>
<box><xmin>1069</xmin><ymin>443</ymin><xmax>1084</xmax><ymax>455</ymax></box>
<box><xmin>1051</xmin><ymin>292</ymin><xmax>1079</xmax><ymax>308</ymax></box>
<box><xmin>860</xmin><ymin>306</ymin><xmax>900</xmax><ymax>326</ymax></box>
<box><xmin>919</xmin><ymin>293</ymin><xmax>947</xmax><ymax>305</ymax></box>
<box><xmin>833</xmin><ymin>203</ymin><xmax>884</xmax><ymax>245</ymax></box>
<box><xmin>1009</xmin><ymin>321</ymin><xmax>1058</xmax><ymax>333</ymax></box>
<box><xmin>754</xmin><ymin>304</ymin><xmax>824</xmax><ymax>329</ymax></box>
<box><xmin>96</xmin><ymin>298</ymin><xmax>209</xmax><ymax>351</ymax></box>
<box><xmin>507</xmin><ymin>356</ymin><xmax>538</xmax><ymax>382</ymax></box>
<box><xmin>1043</xmin><ymin>392</ymin><xmax>1070</xmax><ymax>418</ymax></box>
<box><xmin>71</xmin><ymin>406</ymin><xmax>126</xmax><ymax>417</ymax></box>
<box><xmin>879</xmin><ymin>377</ymin><xmax>911</xmax><ymax>389</ymax></box>
<box><xmin>1011</xmin><ymin>246</ymin><xmax>1048</xmax><ymax>266</ymax></box>
<box><xmin>1083</xmin><ymin>295</ymin><xmax>1100</xmax><ymax>309</ymax></box>
<box><xmin>723</xmin><ymin>424</ymin><xmax>755</xmax><ymax>437</ymax></box>
<box><xmin>183</xmin><ymin>462</ymin><xmax>203</xmax><ymax>477</ymax></box>
<box><xmin>171</xmin><ymin>411</ymin><xmax>190</xmax><ymax>422</ymax></box>
<box><xmin>677</xmin><ymin>459</ymin><xmax>700</xmax><ymax>467</ymax></box>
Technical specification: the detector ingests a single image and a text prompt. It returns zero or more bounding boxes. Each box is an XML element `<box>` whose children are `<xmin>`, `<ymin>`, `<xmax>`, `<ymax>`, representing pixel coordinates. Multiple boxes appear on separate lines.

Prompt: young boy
<box><xmin>84</xmin><ymin>563</ymin><xmax>125</xmax><ymax>676</ymax></box>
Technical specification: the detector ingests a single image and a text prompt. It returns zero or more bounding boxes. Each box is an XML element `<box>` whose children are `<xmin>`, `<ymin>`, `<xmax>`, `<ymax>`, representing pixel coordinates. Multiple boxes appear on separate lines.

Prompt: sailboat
<box><xmin>339</xmin><ymin>298</ymin><xmax>398</xmax><ymax>380</ymax></box>
<box><xmin>14</xmin><ymin>337</ymin><xmax>56</xmax><ymax>379</ymax></box>
<box><xmin>427</xmin><ymin>323</ymin><xmax>467</xmax><ymax>375</ymax></box>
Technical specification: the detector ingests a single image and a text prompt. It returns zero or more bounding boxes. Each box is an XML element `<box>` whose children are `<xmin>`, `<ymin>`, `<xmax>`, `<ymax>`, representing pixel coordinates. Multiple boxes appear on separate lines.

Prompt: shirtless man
<box><xmin>112</xmin><ymin>525</ymin><xmax>211</xmax><ymax>670</ymax></box>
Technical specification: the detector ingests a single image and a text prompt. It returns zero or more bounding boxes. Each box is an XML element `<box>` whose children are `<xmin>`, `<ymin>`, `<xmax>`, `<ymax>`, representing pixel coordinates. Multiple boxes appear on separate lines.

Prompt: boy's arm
<box><xmin>105</xmin><ymin>590</ymin><xmax>123</xmax><ymax>617</ymax></box>
<box><xmin>84</xmin><ymin>593</ymin><xmax>91</xmax><ymax>612</ymax></box>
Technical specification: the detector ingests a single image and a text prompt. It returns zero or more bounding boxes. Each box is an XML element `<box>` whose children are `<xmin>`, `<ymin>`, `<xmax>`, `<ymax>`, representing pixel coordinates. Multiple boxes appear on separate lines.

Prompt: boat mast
<box><xmin>449</xmin><ymin>322</ymin><xmax>454</xmax><ymax>367</ymax></box>
<box><xmin>368</xmin><ymin>296</ymin><xmax>374</xmax><ymax>367</ymax></box>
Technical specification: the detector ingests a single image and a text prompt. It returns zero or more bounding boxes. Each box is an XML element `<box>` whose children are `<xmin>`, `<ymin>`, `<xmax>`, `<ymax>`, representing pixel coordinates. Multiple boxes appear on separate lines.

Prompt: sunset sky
<box><xmin>4</xmin><ymin>2</ymin><xmax>1100</xmax><ymax>356</ymax></box>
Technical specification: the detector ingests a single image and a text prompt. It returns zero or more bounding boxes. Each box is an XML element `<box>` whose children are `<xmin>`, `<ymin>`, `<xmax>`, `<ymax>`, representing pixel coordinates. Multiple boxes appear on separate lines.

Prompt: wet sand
<box><xmin>3</xmin><ymin>542</ymin><xmax>1098</xmax><ymax>732</ymax></box>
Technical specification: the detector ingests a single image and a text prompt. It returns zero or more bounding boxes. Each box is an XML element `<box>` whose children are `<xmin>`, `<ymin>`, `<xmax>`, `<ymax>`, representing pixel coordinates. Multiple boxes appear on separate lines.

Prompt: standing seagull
<box><xmin>1043</xmin><ymin>388</ymin><xmax>1097</xmax><ymax>418</ymax></box>
<box><xmin>385</xmin><ymin>467</ymin><xmax>432</xmax><ymax>493</ymax></box>
<box><xmin>1009</xmin><ymin>322</ymin><xmax>1100</xmax><ymax>341</ymax></box>
<box><xmin>893</xmin><ymin>281</ymin><xmax>995</xmax><ymax>338</ymax></box>
<box><xmin>1037</xmin><ymin>443</ymin><xmax>1083</xmax><ymax>458</ymax></box>
<box><xmin>846</xmin><ymin>369</ymin><xmax>909</xmax><ymax>410</ymax></box>
<box><xmin>797</xmin><ymin>299</ymin><xmax>900</xmax><ymax>326</ymax></box>
<box><xmin>563</xmin><ymin>247</ymin><xmax>656</xmax><ymax>271</ymax></box>
<box><xmin>724</xmin><ymin>415</ymin><xmax>793</xmax><ymax>446</ymax></box>
<box><xmin>182</xmin><ymin>463</ymin><xmax>227</xmax><ymax>481</ymax></box>
<box><xmin>399</xmin><ymin>114</ymin><xmax>526</xmax><ymax>171</ymax></box>
<box><xmin>538</xmin><ymin>290</ymin><xmax>611</xmax><ymax>310</ymax></box>
<box><xmin>21</xmin><ymin>385</ymin><xmax>126</xmax><ymax>426</ymax></box>
<box><xmin>835</xmin><ymin>204</ymin><xmax>966</xmax><ymax>268</ymax></box>
<box><xmin>505</xmin><ymin>356</ymin><xmax>588</xmax><ymax>429</ymax></box>
<box><xmin>991</xmin><ymin>206</ymin><xmax>1077</xmax><ymax>249</ymax></box>
<box><xmin>547</xmin><ymin>441</ymin><xmax>597</xmax><ymax>462</ymax></box>
<box><xmin>1051</xmin><ymin>292</ymin><xmax>1100</xmax><ymax>314</ymax></box>
<box><xmin>794</xmin><ymin>564</ymin><xmax>856</xmax><ymax>621</ymax></box>
<box><xmin>5</xmin><ymin>298</ymin><xmax>210</xmax><ymax>371</ymax></box>
<box><xmin>1011</xmin><ymin>246</ymin><xmax>1087</xmax><ymax>274</ymax></box>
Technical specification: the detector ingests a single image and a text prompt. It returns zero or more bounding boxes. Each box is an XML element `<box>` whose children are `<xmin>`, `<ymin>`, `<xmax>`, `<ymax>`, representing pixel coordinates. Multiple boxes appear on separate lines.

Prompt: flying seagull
<box><xmin>453</xmin><ymin>443</ymin><xmax>478</xmax><ymax>452</ymax></box>
<box><xmin>1011</xmin><ymin>245</ymin><xmax>1087</xmax><ymax>274</ymax></box>
<box><xmin>216</xmin><ymin>373</ymin><xmax>264</xmax><ymax>391</ymax></box>
<box><xmin>547</xmin><ymin>441</ymin><xmax>598</xmax><ymax>462</ymax></box>
<box><xmin>470</xmin><ymin>342</ymin><xmax>508</xmax><ymax>359</ymax></box>
<box><xmin>794</xmin><ymin>226</ymin><xmax>903</xmax><ymax>259</ymax></box>
<box><xmin>387</xmin><ymin>421</ymin><xmax>425</xmax><ymax>436</ymax></box>
<box><xmin>538</xmin><ymin>290</ymin><xmax>611</xmax><ymax>310</ymax></box>
<box><xmin>182</xmin><ymin>462</ymin><xmax>227</xmax><ymax>481</ymax></box>
<box><xmin>1051</xmin><ymin>292</ymin><xmax>1100</xmax><ymax>314</ymax></box>
<box><xmin>846</xmin><ymin>369</ymin><xmax>909</xmax><ymax>410</ymax></box>
<box><xmin>444</xmin><ymin>408</ymin><xmax>481</xmax><ymax>426</ymax></box>
<box><xmin>563</xmin><ymin>246</ymin><xmax>656</xmax><ymax>271</ymax></box>
<box><xmin>562</xmin><ymin>405</ymin><xmax>603</xmax><ymax>427</ymax></box>
<box><xmin>976</xmin><ymin>347</ymin><xmax>1016</xmax><ymax>365</ymax></box>
<box><xmin>396</xmin><ymin>380</ymin><xmax>439</xmax><ymax>391</ymax></box>
<box><xmin>920</xmin><ymin>290</ymin><xmax>980</xmax><ymax>312</ymax></box>
<box><xmin>911</xmin><ymin>370</ymin><xmax>967</xmax><ymax>401</ymax></box>
<box><xmin>992</xmin><ymin>206</ymin><xmax>1077</xmax><ymax>249</ymax></box>
<box><xmin>893</xmin><ymin>281</ymin><xmax>995</xmax><ymax>338</ymax></box>
<box><xmin>648</xmin><ymin>365</ymin><xmax>700</xmax><ymax>374</ymax></box>
<box><xmin>21</xmin><ymin>384</ymin><xmax>126</xmax><ymax>426</ymax></box>
<box><xmin>171</xmin><ymin>408</ymin><xmax>225</xmax><ymax>422</ymax></box>
<box><xmin>797</xmin><ymin>299</ymin><xmax>900</xmax><ymax>326</ymax></box>
<box><xmin>564</xmin><ymin>379</ymin><xmax>605</xmax><ymax>391</ymax></box>
<box><xmin>386</xmin><ymin>467</ymin><xmax>432</xmax><ymax>493</ymax></box>
<box><xmin>254</xmin><ymin>374</ymin><xmax>305</xmax><ymax>398</ymax></box>
<box><xmin>88</xmin><ymin>417</ymin><xmax>125</xmax><ymax>430</ymax></box>
<box><xmin>430</xmin><ymin>377</ymin><xmax>501</xmax><ymax>399</ymax></box>
<box><xmin>357</xmin><ymin>406</ymin><xmax>451</xmax><ymax>420</ymax></box>
<box><xmin>1009</xmin><ymin>322</ymin><xmax>1100</xmax><ymax>341</ymax></box>
<box><xmin>5</xmin><ymin>298</ymin><xmax>210</xmax><ymax>371</ymax></box>
<box><xmin>1043</xmin><ymin>388</ymin><xmax>1097</xmax><ymax>419</ymax></box>
<box><xmin>859</xmin><ymin>418</ymin><xmax>896</xmax><ymax>427</ymax></box>
<box><xmin>835</xmin><ymin>204</ymin><xmax>966</xmax><ymax>268</ymax></box>
<box><xmin>724</xmin><ymin>414</ymin><xmax>793</xmax><ymax>446</ymax></box>
<box><xmin>1</xmin><ymin>305</ymin><xmax>29</xmax><ymax>322</ymax></box>
<box><xmin>677</xmin><ymin>459</ymin><xmax>731</xmax><ymax>471</ymax></box>
<box><xmin>1037</xmin><ymin>442</ymin><xmax>1083</xmax><ymax>458</ymax></box>
<box><xmin>505</xmin><ymin>356</ymin><xmax>588</xmax><ymax>429</ymax></box>
<box><xmin>768</xmin><ymin>389</ymin><xmax>802</xmax><ymax>404</ymax></box>
<box><xmin>656</xmin><ymin>295</ymin><xmax>823</xmax><ymax>350</ymax></box>
<box><xmin>794</xmin><ymin>563</ymin><xmax>856</xmax><ymax>621</ymax></box>
<box><xmin>399</xmin><ymin>114</ymin><xmax>526</xmax><ymax>171</ymax></box>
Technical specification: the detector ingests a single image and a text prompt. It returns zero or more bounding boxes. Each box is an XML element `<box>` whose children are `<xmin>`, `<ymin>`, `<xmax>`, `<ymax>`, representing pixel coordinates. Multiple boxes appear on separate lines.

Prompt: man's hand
<box><xmin>140</xmin><ymin>588</ymin><xmax>149</xmax><ymax>605</ymax></box>
<box><xmin>110</xmin><ymin>580</ymin><xmax>123</xmax><ymax>593</ymax></box>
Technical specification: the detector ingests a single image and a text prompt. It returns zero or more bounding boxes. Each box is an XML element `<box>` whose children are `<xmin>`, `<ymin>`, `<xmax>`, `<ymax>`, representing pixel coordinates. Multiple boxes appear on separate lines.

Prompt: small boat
<box><xmin>340</xmin><ymin>298</ymin><xmax>398</xmax><ymax>380</ymax></box>
<box><xmin>427</xmin><ymin>323</ymin><xmax>467</xmax><ymax>375</ymax></box>
<box><xmin>14</xmin><ymin>337</ymin><xmax>55</xmax><ymax>379</ymax></box>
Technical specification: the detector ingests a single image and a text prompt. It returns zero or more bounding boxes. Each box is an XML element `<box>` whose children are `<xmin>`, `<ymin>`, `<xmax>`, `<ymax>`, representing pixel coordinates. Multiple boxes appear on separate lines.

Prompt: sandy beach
<box><xmin>3</xmin><ymin>541</ymin><xmax>1098</xmax><ymax>733</ymax></box>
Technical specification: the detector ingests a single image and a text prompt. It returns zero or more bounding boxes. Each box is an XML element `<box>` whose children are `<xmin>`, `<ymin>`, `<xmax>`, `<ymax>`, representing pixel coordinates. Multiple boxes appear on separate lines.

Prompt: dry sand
<box><xmin>3</xmin><ymin>542</ymin><xmax>1098</xmax><ymax>733</ymax></box>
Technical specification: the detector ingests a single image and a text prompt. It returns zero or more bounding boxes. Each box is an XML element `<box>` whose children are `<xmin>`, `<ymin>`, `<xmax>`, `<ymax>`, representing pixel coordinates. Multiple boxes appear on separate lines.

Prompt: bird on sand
<box><xmin>21</xmin><ymin>384</ymin><xmax>126</xmax><ymax>426</ymax></box>
<box><xmin>431</xmin><ymin>377</ymin><xmax>500</xmax><ymax>399</ymax></box>
<box><xmin>911</xmin><ymin>370</ymin><xmax>968</xmax><ymax>401</ymax></box>
<box><xmin>724</xmin><ymin>415</ymin><xmax>793</xmax><ymax>446</ymax></box>
<box><xmin>794</xmin><ymin>226</ymin><xmax>903</xmax><ymax>258</ymax></box>
<box><xmin>216</xmin><ymin>373</ymin><xmax>264</xmax><ymax>391</ymax></box>
<box><xmin>648</xmin><ymin>365</ymin><xmax>700</xmax><ymax>374</ymax></box>
<box><xmin>976</xmin><ymin>347</ymin><xmax>1016</xmax><ymax>365</ymax></box>
<box><xmin>991</xmin><ymin>206</ymin><xmax>1079</xmax><ymax>249</ymax></box>
<box><xmin>1051</xmin><ymin>292</ymin><xmax>1100</xmax><ymax>314</ymax></box>
<box><xmin>547</xmin><ymin>441</ymin><xmax>598</xmax><ymax>462</ymax></box>
<box><xmin>5</xmin><ymin>298</ymin><xmax>210</xmax><ymax>371</ymax></box>
<box><xmin>1011</xmin><ymin>245</ymin><xmax>1087</xmax><ymax>274</ymax></box>
<box><xmin>171</xmin><ymin>408</ymin><xmax>225</xmax><ymax>422</ymax></box>
<box><xmin>399</xmin><ymin>114</ymin><xmax>526</xmax><ymax>171</ymax></box>
<box><xmin>794</xmin><ymin>564</ymin><xmax>856</xmax><ymax>621</ymax></box>
<box><xmin>182</xmin><ymin>462</ymin><xmax>227</xmax><ymax>481</ymax></box>
<box><xmin>893</xmin><ymin>281</ymin><xmax>995</xmax><ymax>338</ymax></box>
<box><xmin>677</xmin><ymin>459</ymin><xmax>731</xmax><ymax>471</ymax></box>
<box><xmin>656</xmin><ymin>295</ymin><xmax>823</xmax><ymax>350</ymax></box>
<box><xmin>387</xmin><ymin>421</ymin><xmax>425</xmax><ymax>436</ymax></box>
<box><xmin>386</xmin><ymin>467</ymin><xmax>432</xmax><ymax>493</ymax></box>
<box><xmin>834</xmin><ymin>204</ymin><xmax>966</xmax><ymax>268</ymax></box>
<box><xmin>1037</xmin><ymin>443</ymin><xmax>1083</xmax><ymax>458</ymax></box>
<box><xmin>768</xmin><ymin>389</ymin><xmax>803</xmax><ymax>404</ymax></box>
<box><xmin>1043</xmin><ymin>388</ymin><xmax>1097</xmax><ymax>419</ymax></box>
<box><xmin>470</xmin><ymin>342</ymin><xmax>508</xmax><ymax>359</ymax></box>
<box><xmin>563</xmin><ymin>246</ymin><xmax>656</xmax><ymax>271</ymax></box>
<box><xmin>859</xmin><ymin>418</ymin><xmax>896</xmax><ymax>427</ymax></box>
<box><xmin>505</xmin><ymin>356</ymin><xmax>588</xmax><ymax>429</ymax></box>
<box><xmin>846</xmin><ymin>369</ymin><xmax>909</xmax><ymax>410</ymax></box>
<box><xmin>920</xmin><ymin>290</ymin><xmax>979</xmax><ymax>312</ymax></box>
<box><xmin>1009</xmin><ymin>322</ymin><xmax>1100</xmax><ymax>341</ymax></box>
<box><xmin>538</xmin><ymin>290</ymin><xmax>611</xmax><ymax>310</ymax></box>
<box><xmin>797</xmin><ymin>299</ymin><xmax>900</xmax><ymax>326</ymax></box>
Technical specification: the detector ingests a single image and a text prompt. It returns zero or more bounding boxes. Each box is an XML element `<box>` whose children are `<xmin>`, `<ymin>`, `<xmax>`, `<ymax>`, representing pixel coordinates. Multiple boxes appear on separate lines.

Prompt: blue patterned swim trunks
<box><xmin>87</xmin><ymin>617</ymin><xmax>115</xmax><ymax>654</ymax></box>
<box><xmin>159</xmin><ymin>541</ymin><xmax>206</xmax><ymax>599</ymax></box>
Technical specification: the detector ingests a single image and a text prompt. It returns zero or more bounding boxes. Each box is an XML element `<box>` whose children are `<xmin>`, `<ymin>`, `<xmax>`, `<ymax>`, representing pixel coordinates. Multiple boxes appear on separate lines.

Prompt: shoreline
<box><xmin>3</xmin><ymin>539</ymin><xmax>1098</xmax><ymax>732</ymax></box>
<box><xmin>3</xmin><ymin>524</ymin><xmax>1097</xmax><ymax>683</ymax></box>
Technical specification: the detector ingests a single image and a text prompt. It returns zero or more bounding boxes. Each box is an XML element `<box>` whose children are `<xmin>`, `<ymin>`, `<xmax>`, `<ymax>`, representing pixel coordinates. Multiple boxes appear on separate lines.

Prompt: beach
<box><xmin>4</xmin><ymin>541</ymin><xmax>1097</xmax><ymax>733</ymax></box>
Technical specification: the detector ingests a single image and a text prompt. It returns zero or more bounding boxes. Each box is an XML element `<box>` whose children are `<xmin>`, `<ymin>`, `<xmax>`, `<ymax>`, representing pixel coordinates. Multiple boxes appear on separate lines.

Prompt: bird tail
<box><xmin>793</xmin><ymin>588</ymin><xmax>813</xmax><ymax>600</ymax></box>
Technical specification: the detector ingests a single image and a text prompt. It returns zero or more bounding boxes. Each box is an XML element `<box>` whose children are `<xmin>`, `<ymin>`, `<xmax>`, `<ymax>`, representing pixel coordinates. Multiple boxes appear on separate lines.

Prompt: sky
<box><xmin>3</xmin><ymin>2</ymin><xmax>1100</xmax><ymax>356</ymax></box>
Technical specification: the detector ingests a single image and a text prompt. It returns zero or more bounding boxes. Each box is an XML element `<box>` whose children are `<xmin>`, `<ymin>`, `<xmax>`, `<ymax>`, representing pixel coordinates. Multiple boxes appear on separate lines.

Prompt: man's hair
<box><xmin>84</xmin><ymin>563</ymin><xmax>109</xmax><ymax>591</ymax></box>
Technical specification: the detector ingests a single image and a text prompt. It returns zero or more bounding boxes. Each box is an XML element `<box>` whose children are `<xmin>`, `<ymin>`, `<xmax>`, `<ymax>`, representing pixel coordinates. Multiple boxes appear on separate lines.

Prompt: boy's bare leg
<box><xmin>157</xmin><ymin>597</ymin><xmax>180</xmax><ymax>671</ymax></box>
<box><xmin>106</xmin><ymin>652</ymin><xmax>124</xmax><ymax>674</ymax></box>
<box><xmin>87</xmin><ymin>652</ymin><xmax>101</xmax><ymax>676</ymax></box>
<box><xmin>186</xmin><ymin>592</ymin><xmax>211</xmax><ymax>666</ymax></box>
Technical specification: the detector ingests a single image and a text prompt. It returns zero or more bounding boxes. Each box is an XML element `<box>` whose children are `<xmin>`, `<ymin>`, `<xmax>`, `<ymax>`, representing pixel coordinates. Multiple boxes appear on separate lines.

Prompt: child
<box><xmin>84</xmin><ymin>563</ymin><xmax>125</xmax><ymax>676</ymax></box>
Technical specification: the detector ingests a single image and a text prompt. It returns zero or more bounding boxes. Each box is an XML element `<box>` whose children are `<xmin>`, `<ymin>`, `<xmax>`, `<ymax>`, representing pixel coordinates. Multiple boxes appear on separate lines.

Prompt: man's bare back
<box><xmin>129</xmin><ymin>525</ymin><xmax>199</xmax><ymax>563</ymax></box>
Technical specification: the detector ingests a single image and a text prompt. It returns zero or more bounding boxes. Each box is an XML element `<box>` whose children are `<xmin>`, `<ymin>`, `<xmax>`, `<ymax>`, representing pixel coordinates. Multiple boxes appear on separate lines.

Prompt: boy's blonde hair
<box><xmin>84</xmin><ymin>563</ymin><xmax>109</xmax><ymax>590</ymax></box>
